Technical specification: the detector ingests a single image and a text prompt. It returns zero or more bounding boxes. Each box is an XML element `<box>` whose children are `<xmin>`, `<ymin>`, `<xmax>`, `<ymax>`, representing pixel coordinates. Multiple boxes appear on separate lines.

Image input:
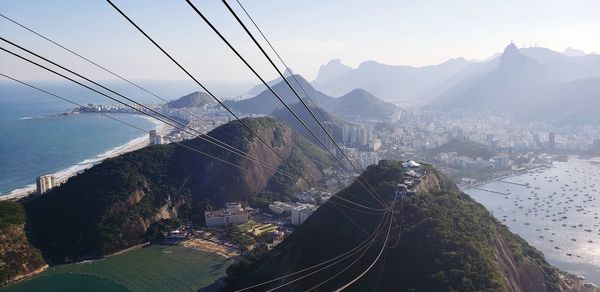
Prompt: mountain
<box><xmin>563</xmin><ymin>47</ymin><xmax>587</xmax><ymax>57</ymax></box>
<box><xmin>225</xmin><ymin>75</ymin><xmax>334</xmax><ymax>116</ymax></box>
<box><xmin>313</xmin><ymin>59</ymin><xmax>353</xmax><ymax>85</ymax></box>
<box><xmin>429</xmin><ymin>43</ymin><xmax>600</xmax><ymax>125</ymax></box>
<box><xmin>167</xmin><ymin>91</ymin><xmax>215</xmax><ymax>108</ymax></box>
<box><xmin>272</xmin><ymin>101</ymin><xmax>346</xmax><ymax>147</ymax></box>
<box><xmin>431</xmin><ymin>43</ymin><xmax>547</xmax><ymax>112</ymax></box>
<box><xmin>328</xmin><ymin>88</ymin><xmax>398</xmax><ymax>119</ymax></box>
<box><xmin>20</xmin><ymin>117</ymin><xmax>333</xmax><ymax>264</ymax></box>
<box><xmin>519</xmin><ymin>47</ymin><xmax>600</xmax><ymax>82</ymax></box>
<box><xmin>226</xmin><ymin>75</ymin><xmax>397</xmax><ymax>120</ymax></box>
<box><xmin>312</xmin><ymin>58</ymin><xmax>471</xmax><ymax>103</ymax></box>
<box><xmin>246</xmin><ymin>68</ymin><xmax>294</xmax><ymax>96</ymax></box>
<box><xmin>224</xmin><ymin>161</ymin><xmax>583</xmax><ymax>291</ymax></box>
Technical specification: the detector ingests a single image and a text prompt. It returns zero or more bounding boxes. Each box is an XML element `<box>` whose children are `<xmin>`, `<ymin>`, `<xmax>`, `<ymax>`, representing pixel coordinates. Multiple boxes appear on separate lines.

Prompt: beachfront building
<box><xmin>291</xmin><ymin>204</ymin><xmax>317</xmax><ymax>225</ymax></box>
<box><xmin>204</xmin><ymin>202</ymin><xmax>249</xmax><ymax>227</ymax></box>
<box><xmin>36</xmin><ymin>174</ymin><xmax>55</xmax><ymax>194</ymax></box>
<box><xmin>149</xmin><ymin>130</ymin><xmax>164</xmax><ymax>145</ymax></box>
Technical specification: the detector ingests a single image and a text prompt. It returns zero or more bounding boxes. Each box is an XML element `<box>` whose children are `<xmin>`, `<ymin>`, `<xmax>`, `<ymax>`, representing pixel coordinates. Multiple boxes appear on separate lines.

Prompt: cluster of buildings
<box><xmin>373</xmin><ymin>110</ymin><xmax>600</xmax><ymax>154</ymax></box>
<box><xmin>401</xmin><ymin>160</ymin><xmax>426</xmax><ymax>189</ymax></box>
<box><xmin>148</xmin><ymin>130</ymin><xmax>165</xmax><ymax>145</ymax></box>
<box><xmin>291</xmin><ymin>188</ymin><xmax>332</xmax><ymax>204</ymax></box>
<box><xmin>268</xmin><ymin>201</ymin><xmax>318</xmax><ymax>225</ymax></box>
<box><xmin>335</xmin><ymin>146</ymin><xmax>378</xmax><ymax>170</ymax></box>
<box><xmin>341</xmin><ymin>124</ymin><xmax>383</xmax><ymax>152</ymax></box>
<box><xmin>76</xmin><ymin>103</ymin><xmax>144</xmax><ymax>114</ymax></box>
<box><xmin>435</xmin><ymin>152</ymin><xmax>511</xmax><ymax>170</ymax></box>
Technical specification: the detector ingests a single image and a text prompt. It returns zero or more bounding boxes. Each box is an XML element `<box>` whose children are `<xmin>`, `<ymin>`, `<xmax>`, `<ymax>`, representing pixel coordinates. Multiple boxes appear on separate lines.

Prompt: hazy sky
<box><xmin>2</xmin><ymin>0</ymin><xmax>599</xmax><ymax>84</ymax></box>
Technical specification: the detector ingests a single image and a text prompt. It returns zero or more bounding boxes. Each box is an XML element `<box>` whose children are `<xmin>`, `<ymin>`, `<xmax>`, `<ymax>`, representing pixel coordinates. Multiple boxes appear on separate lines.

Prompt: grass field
<box><xmin>2</xmin><ymin>244</ymin><xmax>232</xmax><ymax>292</ymax></box>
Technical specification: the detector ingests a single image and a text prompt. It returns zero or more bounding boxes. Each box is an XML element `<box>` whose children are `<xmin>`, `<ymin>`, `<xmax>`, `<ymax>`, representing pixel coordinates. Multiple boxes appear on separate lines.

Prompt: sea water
<box><xmin>465</xmin><ymin>158</ymin><xmax>600</xmax><ymax>285</ymax></box>
<box><xmin>0</xmin><ymin>81</ymin><xmax>174</xmax><ymax>195</ymax></box>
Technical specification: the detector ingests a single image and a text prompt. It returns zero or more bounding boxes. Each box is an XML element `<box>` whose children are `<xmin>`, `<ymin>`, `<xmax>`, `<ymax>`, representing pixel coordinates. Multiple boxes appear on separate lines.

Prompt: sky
<box><xmin>1</xmin><ymin>0</ymin><xmax>600</xmax><ymax>87</ymax></box>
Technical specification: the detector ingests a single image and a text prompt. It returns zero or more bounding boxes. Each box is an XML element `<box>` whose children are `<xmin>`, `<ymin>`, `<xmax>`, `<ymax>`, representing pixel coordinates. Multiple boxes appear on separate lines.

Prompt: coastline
<box><xmin>463</xmin><ymin>156</ymin><xmax>600</xmax><ymax>287</ymax></box>
<box><xmin>0</xmin><ymin>115</ymin><xmax>169</xmax><ymax>201</ymax></box>
<box><xmin>181</xmin><ymin>238</ymin><xmax>240</xmax><ymax>259</ymax></box>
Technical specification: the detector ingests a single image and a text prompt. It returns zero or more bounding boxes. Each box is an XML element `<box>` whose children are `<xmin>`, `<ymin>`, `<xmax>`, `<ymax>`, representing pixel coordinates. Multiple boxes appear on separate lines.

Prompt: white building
<box><xmin>36</xmin><ymin>175</ymin><xmax>54</xmax><ymax>194</ymax></box>
<box><xmin>269</xmin><ymin>201</ymin><xmax>293</xmax><ymax>214</ymax></box>
<box><xmin>291</xmin><ymin>204</ymin><xmax>317</xmax><ymax>225</ymax></box>
<box><xmin>204</xmin><ymin>202</ymin><xmax>249</xmax><ymax>227</ymax></box>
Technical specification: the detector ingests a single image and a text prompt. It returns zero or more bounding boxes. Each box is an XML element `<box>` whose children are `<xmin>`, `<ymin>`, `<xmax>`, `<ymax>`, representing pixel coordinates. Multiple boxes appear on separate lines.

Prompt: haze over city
<box><xmin>2</xmin><ymin>0</ymin><xmax>600</xmax><ymax>82</ymax></box>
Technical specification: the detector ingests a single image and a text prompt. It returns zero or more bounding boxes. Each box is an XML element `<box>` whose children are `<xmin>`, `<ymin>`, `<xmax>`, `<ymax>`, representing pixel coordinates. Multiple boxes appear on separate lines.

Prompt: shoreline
<box><xmin>463</xmin><ymin>156</ymin><xmax>600</xmax><ymax>287</ymax></box>
<box><xmin>0</xmin><ymin>115</ymin><xmax>169</xmax><ymax>201</ymax></box>
<box><xmin>180</xmin><ymin>238</ymin><xmax>240</xmax><ymax>259</ymax></box>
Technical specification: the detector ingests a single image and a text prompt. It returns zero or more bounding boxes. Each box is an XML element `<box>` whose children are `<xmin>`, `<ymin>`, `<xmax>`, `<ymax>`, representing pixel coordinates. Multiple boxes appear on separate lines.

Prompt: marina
<box><xmin>466</xmin><ymin>157</ymin><xmax>600</xmax><ymax>285</ymax></box>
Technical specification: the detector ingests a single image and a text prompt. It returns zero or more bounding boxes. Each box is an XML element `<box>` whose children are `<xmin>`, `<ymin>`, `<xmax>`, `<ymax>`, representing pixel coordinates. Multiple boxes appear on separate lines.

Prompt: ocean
<box><xmin>2</xmin><ymin>245</ymin><xmax>231</xmax><ymax>291</ymax></box>
<box><xmin>0</xmin><ymin>81</ymin><xmax>179</xmax><ymax>195</ymax></box>
<box><xmin>465</xmin><ymin>158</ymin><xmax>600</xmax><ymax>285</ymax></box>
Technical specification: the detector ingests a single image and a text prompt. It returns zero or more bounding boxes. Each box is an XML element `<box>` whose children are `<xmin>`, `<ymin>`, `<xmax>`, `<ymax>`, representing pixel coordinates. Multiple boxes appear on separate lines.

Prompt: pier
<box><xmin>470</xmin><ymin>187</ymin><xmax>510</xmax><ymax>196</ymax></box>
<box><xmin>497</xmin><ymin>180</ymin><xmax>529</xmax><ymax>187</ymax></box>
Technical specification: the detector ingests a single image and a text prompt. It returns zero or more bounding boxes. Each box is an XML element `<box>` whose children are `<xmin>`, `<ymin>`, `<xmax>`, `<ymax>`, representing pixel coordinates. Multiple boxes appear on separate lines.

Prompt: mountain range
<box><xmin>311</xmin><ymin>46</ymin><xmax>600</xmax><ymax>114</ymax></box>
<box><xmin>312</xmin><ymin>58</ymin><xmax>471</xmax><ymax>104</ymax></box>
<box><xmin>429</xmin><ymin>43</ymin><xmax>600</xmax><ymax>125</ymax></box>
<box><xmin>226</xmin><ymin>75</ymin><xmax>398</xmax><ymax>120</ymax></box>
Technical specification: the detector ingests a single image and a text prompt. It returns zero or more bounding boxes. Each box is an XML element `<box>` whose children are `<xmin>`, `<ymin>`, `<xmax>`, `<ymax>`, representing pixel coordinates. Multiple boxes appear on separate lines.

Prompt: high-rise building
<box><xmin>149</xmin><ymin>130</ymin><xmax>157</xmax><ymax>144</ymax></box>
<box><xmin>493</xmin><ymin>155</ymin><xmax>510</xmax><ymax>170</ymax></box>
<box><xmin>548</xmin><ymin>132</ymin><xmax>556</xmax><ymax>150</ymax></box>
<box><xmin>594</xmin><ymin>139</ymin><xmax>600</xmax><ymax>152</ymax></box>
<box><xmin>358</xmin><ymin>127</ymin><xmax>369</xmax><ymax>146</ymax></box>
<box><xmin>291</xmin><ymin>204</ymin><xmax>317</xmax><ymax>225</ymax></box>
<box><xmin>36</xmin><ymin>175</ymin><xmax>55</xmax><ymax>194</ymax></box>
<box><xmin>149</xmin><ymin>130</ymin><xmax>164</xmax><ymax>145</ymax></box>
<box><xmin>342</xmin><ymin>124</ymin><xmax>351</xmax><ymax>143</ymax></box>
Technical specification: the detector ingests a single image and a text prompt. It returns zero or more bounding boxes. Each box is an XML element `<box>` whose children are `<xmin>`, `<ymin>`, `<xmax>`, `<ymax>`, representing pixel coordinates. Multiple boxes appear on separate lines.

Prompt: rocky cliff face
<box><xmin>224</xmin><ymin>161</ymin><xmax>589</xmax><ymax>291</ymax></box>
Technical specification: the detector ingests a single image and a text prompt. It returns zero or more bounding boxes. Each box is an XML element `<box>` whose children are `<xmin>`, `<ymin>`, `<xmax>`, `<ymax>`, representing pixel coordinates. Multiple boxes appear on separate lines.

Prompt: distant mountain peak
<box><xmin>283</xmin><ymin>68</ymin><xmax>293</xmax><ymax>77</ymax></box>
<box><xmin>357</xmin><ymin>60</ymin><xmax>383</xmax><ymax>68</ymax></box>
<box><xmin>563</xmin><ymin>47</ymin><xmax>587</xmax><ymax>57</ymax></box>
<box><xmin>313</xmin><ymin>59</ymin><xmax>352</xmax><ymax>84</ymax></box>
<box><xmin>498</xmin><ymin>42</ymin><xmax>538</xmax><ymax>71</ymax></box>
<box><xmin>503</xmin><ymin>42</ymin><xmax>519</xmax><ymax>55</ymax></box>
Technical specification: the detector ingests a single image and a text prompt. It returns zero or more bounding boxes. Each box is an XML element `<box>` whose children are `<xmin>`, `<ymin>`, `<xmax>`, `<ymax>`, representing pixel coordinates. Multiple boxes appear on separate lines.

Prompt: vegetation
<box><xmin>0</xmin><ymin>200</ymin><xmax>25</xmax><ymax>229</ymax></box>
<box><xmin>225</xmin><ymin>223</ymin><xmax>255</xmax><ymax>251</ymax></box>
<box><xmin>145</xmin><ymin>218</ymin><xmax>182</xmax><ymax>242</ymax></box>
<box><xmin>224</xmin><ymin>161</ymin><xmax>569</xmax><ymax>291</ymax></box>
<box><xmin>429</xmin><ymin>139</ymin><xmax>498</xmax><ymax>160</ymax></box>
<box><xmin>0</xmin><ymin>201</ymin><xmax>45</xmax><ymax>286</ymax></box>
<box><xmin>19</xmin><ymin>117</ymin><xmax>332</xmax><ymax>265</ymax></box>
